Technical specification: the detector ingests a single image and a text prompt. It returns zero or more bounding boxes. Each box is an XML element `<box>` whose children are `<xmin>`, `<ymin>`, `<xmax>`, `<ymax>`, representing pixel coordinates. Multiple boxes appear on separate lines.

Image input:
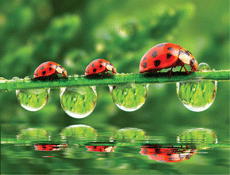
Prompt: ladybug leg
<box><xmin>101</xmin><ymin>72</ymin><xmax>103</xmax><ymax>78</ymax></box>
<box><xmin>169</xmin><ymin>67</ymin><xmax>173</xmax><ymax>78</ymax></box>
<box><xmin>107</xmin><ymin>71</ymin><xmax>110</xmax><ymax>76</ymax></box>
<box><xmin>183</xmin><ymin>66</ymin><xmax>190</xmax><ymax>75</ymax></box>
<box><xmin>50</xmin><ymin>75</ymin><xmax>53</xmax><ymax>81</ymax></box>
<box><xmin>179</xmin><ymin>67</ymin><xmax>183</xmax><ymax>72</ymax></box>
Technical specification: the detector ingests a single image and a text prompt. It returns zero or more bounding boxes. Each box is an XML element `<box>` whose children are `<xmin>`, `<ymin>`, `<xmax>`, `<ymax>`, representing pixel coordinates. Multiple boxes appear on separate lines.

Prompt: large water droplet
<box><xmin>60</xmin><ymin>86</ymin><xmax>97</xmax><ymax>118</ymax></box>
<box><xmin>16</xmin><ymin>89</ymin><xmax>49</xmax><ymax>111</ymax></box>
<box><xmin>109</xmin><ymin>83</ymin><xmax>148</xmax><ymax>112</ymax></box>
<box><xmin>176</xmin><ymin>80</ymin><xmax>217</xmax><ymax>112</ymax></box>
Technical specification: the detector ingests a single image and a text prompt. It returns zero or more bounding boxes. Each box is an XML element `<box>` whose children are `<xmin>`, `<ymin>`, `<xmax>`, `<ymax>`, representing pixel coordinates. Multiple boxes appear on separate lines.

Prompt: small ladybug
<box><xmin>34</xmin><ymin>61</ymin><xmax>67</xmax><ymax>80</ymax></box>
<box><xmin>85</xmin><ymin>59</ymin><xmax>117</xmax><ymax>77</ymax></box>
<box><xmin>139</xmin><ymin>43</ymin><xmax>198</xmax><ymax>77</ymax></box>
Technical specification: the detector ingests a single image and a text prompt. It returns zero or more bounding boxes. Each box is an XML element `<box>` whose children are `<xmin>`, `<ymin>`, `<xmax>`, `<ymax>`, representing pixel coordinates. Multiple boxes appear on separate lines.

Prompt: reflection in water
<box><xmin>115</xmin><ymin>127</ymin><xmax>147</xmax><ymax>142</ymax></box>
<box><xmin>34</xmin><ymin>143</ymin><xmax>68</xmax><ymax>151</ymax></box>
<box><xmin>140</xmin><ymin>144</ymin><xmax>197</xmax><ymax>163</ymax></box>
<box><xmin>177</xmin><ymin>128</ymin><xmax>218</xmax><ymax>149</ymax></box>
<box><xmin>17</xmin><ymin>128</ymin><xmax>49</xmax><ymax>141</ymax></box>
<box><xmin>86</xmin><ymin>145</ymin><xmax>116</xmax><ymax>152</ymax></box>
<box><xmin>60</xmin><ymin>124</ymin><xmax>98</xmax><ymax>141</ymax></box>
<box><xmin>86</xmin><ymin>142</ymin><xmax>116</xmax><ymax>153</ymax></box>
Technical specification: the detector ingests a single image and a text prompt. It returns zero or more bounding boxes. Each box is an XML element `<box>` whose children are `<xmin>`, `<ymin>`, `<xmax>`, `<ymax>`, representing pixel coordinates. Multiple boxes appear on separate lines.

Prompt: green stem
<box><xmin>1</xmin><ymin>70</ymin><xmax>229</xmax><ymax>92</ymax></box>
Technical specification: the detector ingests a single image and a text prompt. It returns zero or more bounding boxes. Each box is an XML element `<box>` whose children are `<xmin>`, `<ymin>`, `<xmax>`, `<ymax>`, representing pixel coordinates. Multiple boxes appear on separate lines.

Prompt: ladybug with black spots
<box><xmin>139</xmin><ymin>43</ymin><xmax>198</xmax><ymax>77</ymax></box>
<box><xmin>85</xmin><ymin>59</ymin><xmax>117</xmax><ymax>77</ymax></box>
<box><xmin>34</xmin><ymin>61</ymin><xmax>67</xmax><ymax>80</ymax></box>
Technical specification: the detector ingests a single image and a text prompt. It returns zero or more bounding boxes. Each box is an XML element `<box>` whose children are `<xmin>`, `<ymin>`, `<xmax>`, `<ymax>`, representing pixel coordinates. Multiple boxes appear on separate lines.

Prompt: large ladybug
<box><xmin>139</xmin><ymin>43</ymin><xmax>198</xmax><ymax>77</ymax></box>
<box><xmin>85</xmin><ymin>59</ymin><xmax>117</xmax><ymax>77</ymax></box>
<box><xmin>34</xmin><ymin>61</ymin><xmax>67</xmax><ymax>80</ymax></box>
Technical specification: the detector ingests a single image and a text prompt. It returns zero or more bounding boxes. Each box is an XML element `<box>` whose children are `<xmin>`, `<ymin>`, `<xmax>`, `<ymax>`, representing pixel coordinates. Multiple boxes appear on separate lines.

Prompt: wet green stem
<box><xmin>1</xmin><ymin>70</ymin><xmax>229</xmax><ymax>92</ymax></box>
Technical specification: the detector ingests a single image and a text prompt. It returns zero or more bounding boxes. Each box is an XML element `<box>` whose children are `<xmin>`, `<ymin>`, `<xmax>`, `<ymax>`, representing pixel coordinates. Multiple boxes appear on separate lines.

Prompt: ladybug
<box><xmin>139</xmin><ymin>43</ymin><xmax>198</xmax><ymax>77</ymax></box>
<box><xmin>85</xmin><ymin>59</ymin><xmax>117</xmax><ymax>77</ymax></box>
<box><xmin>34</xmin><ymin>61</ymin><xmax>67</xmax><ymax>80</ymax></box>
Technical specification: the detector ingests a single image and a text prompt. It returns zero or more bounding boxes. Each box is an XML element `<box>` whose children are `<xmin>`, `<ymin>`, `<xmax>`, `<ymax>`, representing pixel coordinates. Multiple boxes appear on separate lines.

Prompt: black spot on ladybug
<box><xmin>92</xmin><ymin>64</ymin><xmax>95</xmax><ymax>67</ymax></box>
<box><xmin>143</xmin><ymin>57</ymin><xmax>147</xmax><ymax>61</ymax></box>
<box><xmin>42</xmin><ymin>71</ymin><xmax>46</xmax><ymax>75</ymax></box>
<box><xmin>157</xmin><ymin>43</ymin><xmax>165</xmax><ymax>47</ymax></box>
<box><xmin>36</xmin><ymin>72</ymin><xmax>38</xmax><ymax>76</ymax></box>
<box><xmin>143</xmin><ymin>62</ymin><xmax>147</xmax><ymax>68</ymax></box>
<box><xmin>50</xmin><ymin>64</ymin><xmax>53</xmax><ymax>66</ymax></box>
<box><xmin>49</xmin><ymin>67</ymin><xmax>52</xmax><ymax>71</ymax></box>
<box><xmin>152</xmin><ymin>51</ymin><xmax>157</xmax><ymax>58</ymax></box>
<box><xmin>166</xmin><ymin>53</ymin><xmax>172</xmax><ymax>59</ymax></box>
<box><xmin>87</xmin><ymin>69</ymin><xmax>89</xmax><ymax>73</ymax></box>
<box><xmin>99</xmin><ymin>65</ymin><xmax>103</xmax><ymax>68</ymax></box>
<box><xmin>100</xmin><ymin>61</ymin><xmax>103</xmax><ymax>63</ymax></box>
<box><xmin>93</xmin><ymin>69</ymin><xmax>97</xmax><ymax>73</ymax></box>
<box><xmin>154</xmin><ymin>60</ymin><xmax>161</xmax><ymax>67</ymax></box>
<box><xmin>40</xmin><ymin>66</ymin><xmax>44</xmax><ymax>70</ymax></box>
<box><xmin>168</xmin><ymin>47</ymin><xmax>173</xmax><ymax>51</ymax></box>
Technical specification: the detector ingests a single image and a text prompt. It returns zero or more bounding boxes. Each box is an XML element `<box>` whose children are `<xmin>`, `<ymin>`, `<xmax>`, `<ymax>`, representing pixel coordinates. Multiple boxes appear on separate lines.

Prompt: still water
<box><xmin>1</xmin><ymin>125</ymin><xmax>229</xmax><ymax>174</ymax></box>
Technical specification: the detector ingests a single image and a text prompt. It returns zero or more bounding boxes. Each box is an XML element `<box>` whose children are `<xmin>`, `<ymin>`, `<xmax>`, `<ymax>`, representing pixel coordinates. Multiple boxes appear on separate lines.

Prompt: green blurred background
<box><xmin>0</xmin><ymin>0</ymin><xmax>229</xmax><ymax>174</ymax></box>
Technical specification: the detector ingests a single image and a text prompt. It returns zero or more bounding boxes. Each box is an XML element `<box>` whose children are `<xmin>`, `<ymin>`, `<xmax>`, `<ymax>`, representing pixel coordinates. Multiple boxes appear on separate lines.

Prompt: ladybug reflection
<box><xmin>34</xmin><ymin>143</ymin><xmax>68</xmax><ymax>151</ymax></box>
<box><xmin>86</xmin><ymin>145</ymin><xmax>116</xmax><ymax>152</ymax></box>
<box><xmin>140</xmin><ymin>144</ymin><xmax>197</xmax><ymax>163</ymax></box>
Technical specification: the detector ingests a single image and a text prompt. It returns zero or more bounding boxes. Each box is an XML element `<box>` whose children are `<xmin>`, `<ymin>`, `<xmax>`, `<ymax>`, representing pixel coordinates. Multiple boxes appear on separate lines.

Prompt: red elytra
<box><xmin>139</xmin><ymin>43</ymin><xmax>198</xmax><ymax>77</ymax></box>
<box><xmin>34</xmin><ymin>61</ymin><xmax>67</xmax><ymax>79</ymax></box>
<box><xmin>85</xmin><ymin>59</ymin><xmax>117</xmax><ymax>77</ymax></box>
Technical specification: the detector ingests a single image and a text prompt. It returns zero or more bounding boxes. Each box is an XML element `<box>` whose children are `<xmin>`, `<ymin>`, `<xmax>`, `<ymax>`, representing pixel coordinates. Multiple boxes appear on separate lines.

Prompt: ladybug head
<box><xmin>56</xmin><ymin>66</ymin><xmax>67</xmax><ymax>77</ymax></box>
<box><xmin>62</xmin><ymin>70</ymin><xmax>67</xmax><ymax>77</ymax></box>
<box><xmin>106</xmin><ymin>64</ymin><xmax>117</xmax><ymax>74</ymax></box>
<box><xmin>190</xmin><ymin>58</ymin><xmax>198</xmax><ymax>72</ymax></box>
<box><xmin>112</xmin><ymin>67</ymin><xmax>117</xmax><ymax>74</ymax></box>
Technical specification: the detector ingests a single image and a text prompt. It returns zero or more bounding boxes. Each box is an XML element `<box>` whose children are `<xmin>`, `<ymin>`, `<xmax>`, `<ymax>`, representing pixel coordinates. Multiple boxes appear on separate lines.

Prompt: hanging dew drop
<box><xmin>176</xmin><ymin>80</ymin><xmax>217</xmax><ymax>112</ymax></box>
<box><xmin>16</xmin><ymin>89</ymin><xmax>49</xmax><ymax>111</ymax></box>
<box><xmin>109</xmin><ymin>83</ymin><xmax>148</xmax><ymax>112</ymax></box>
<box><xmin>176</xmin><ymin>63</ymin><xmax>217</xmax><ymax>112</ymax></box>
<box><xmin>60</xmin><ymin>86</ymin><xmax>97</xmax><ymax>119</ymax></box>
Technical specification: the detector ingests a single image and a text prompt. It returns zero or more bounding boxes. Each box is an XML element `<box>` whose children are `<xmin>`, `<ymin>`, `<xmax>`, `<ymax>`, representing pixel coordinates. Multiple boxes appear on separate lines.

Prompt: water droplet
<box><xmin>60</xmin><ymin>86</ymin><xmax>97</xmax><ymax>118</ymax></box>
<box><xmin>0</xmin><ymin>77</ymin><xmax>6</xmax><ymax>83</ymax></box>
<box><xmin>198</xmin><ymin>62</ymin><xmax>210</xmax><ymax>71</ymax></box>
<box><xmin>16</xmin><ymin>89</ymin><xmax>49</xmax><ymax>111</ymax></box>
<box><xmin>176</xmin><ymin>80</ymin><xmax>217</xmax><ymax>112</ymax></box>
<box><xmin>12</xmin><ymin>77</ymin><xmax>20</xmax><ymax>82</ymax></box>
<box><xmin>109</xmin><ymin>83</ymin><xmax>148</xmax><ymax>112</ymax></box>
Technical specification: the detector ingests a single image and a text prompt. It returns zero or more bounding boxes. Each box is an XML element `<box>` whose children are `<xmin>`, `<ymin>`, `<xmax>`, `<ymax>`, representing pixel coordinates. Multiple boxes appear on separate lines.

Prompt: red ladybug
<box><xmin>139</xmin><ymin>43</ymin><xmax>198</xmax><ymax>77</ymax></box>
<box><xmin>34</xmin><ymin>61</ymin><xmax>67</xmax><ymax>80</ymax></box>
<box><xmin>85</xmin><ymin>59</ymin><xmax>117</xmax><ymax>77</ymax></box>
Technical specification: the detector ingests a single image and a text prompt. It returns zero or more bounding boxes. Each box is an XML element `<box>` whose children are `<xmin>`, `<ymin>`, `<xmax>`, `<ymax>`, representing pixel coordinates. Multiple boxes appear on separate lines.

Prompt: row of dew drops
<box><xmin>15</xmin><ymin>63</ymin><xmax>217</xmax><ymax>119</ymax></box>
